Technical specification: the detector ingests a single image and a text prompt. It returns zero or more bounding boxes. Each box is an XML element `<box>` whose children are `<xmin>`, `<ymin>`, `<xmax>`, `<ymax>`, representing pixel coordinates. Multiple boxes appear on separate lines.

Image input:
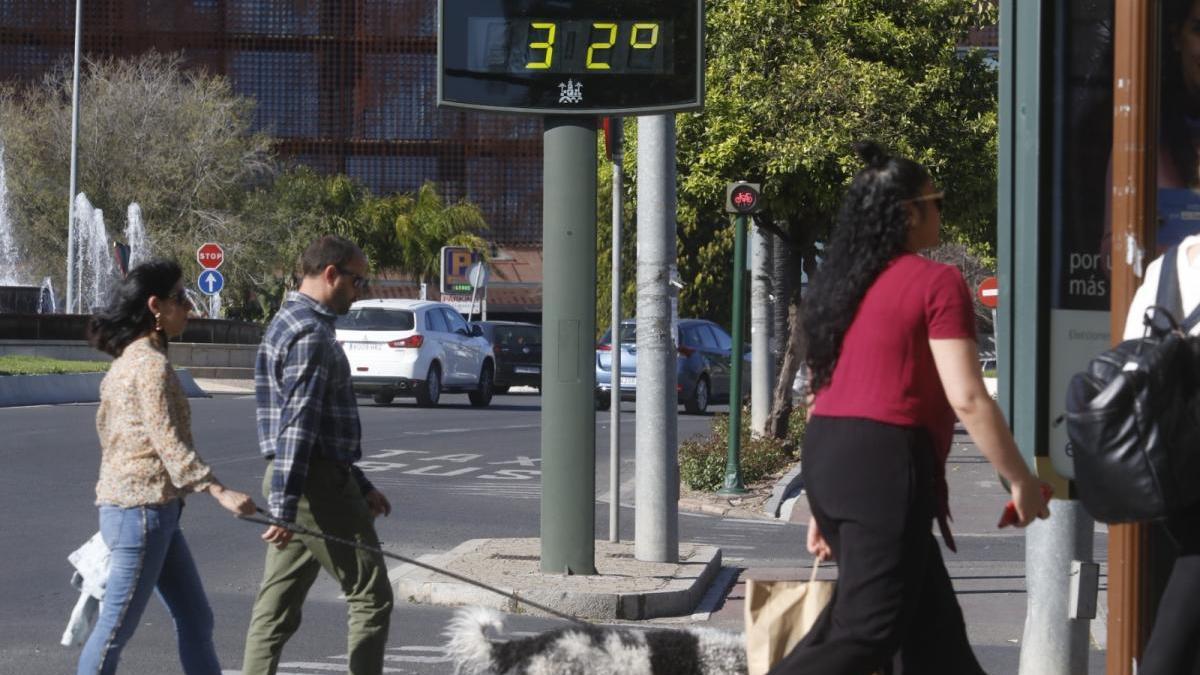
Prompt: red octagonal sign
<box><xmin>196</xmin><ymin>243</ymin><xmax>224</xmax><ymax>270</ymax></box>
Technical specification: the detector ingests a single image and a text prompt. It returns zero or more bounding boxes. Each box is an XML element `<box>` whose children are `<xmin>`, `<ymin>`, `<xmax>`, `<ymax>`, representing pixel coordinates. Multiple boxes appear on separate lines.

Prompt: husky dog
<box><xmin>444</xmin><ymin>606</ymin><xmax>747</xmax><ymax>675</ymax></box>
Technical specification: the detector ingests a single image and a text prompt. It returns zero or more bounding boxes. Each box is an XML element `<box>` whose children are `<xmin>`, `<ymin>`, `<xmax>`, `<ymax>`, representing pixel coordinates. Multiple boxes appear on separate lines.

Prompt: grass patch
<box><xmin>0</xmin><ymin>355</ymin><xmax>110</xmax><ymax>376</ymax></box>
<box><xmin>679</xmin><ymin>405</ymin><xmax>807</xmax><ymax>492</ymax></box>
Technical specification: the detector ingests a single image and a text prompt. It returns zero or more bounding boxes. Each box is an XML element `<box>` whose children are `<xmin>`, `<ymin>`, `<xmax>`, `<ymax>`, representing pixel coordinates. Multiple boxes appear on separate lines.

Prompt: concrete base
<box><xmin>391</xmin><ymin>538</ymin><xmax>722</xmax><ymax>621</ymax></box>
<box><xmin>0</xmin><ymin>370</ymin><xmax>208</xmax><ymax>407</ymax></box>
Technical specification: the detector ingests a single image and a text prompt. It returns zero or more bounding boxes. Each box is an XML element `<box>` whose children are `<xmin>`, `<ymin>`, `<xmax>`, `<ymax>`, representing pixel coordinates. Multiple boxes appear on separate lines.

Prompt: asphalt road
<box><xmin>0</xmin><ymin>392</ymin><xmax>806</xmax><ymax>675</ymax></box>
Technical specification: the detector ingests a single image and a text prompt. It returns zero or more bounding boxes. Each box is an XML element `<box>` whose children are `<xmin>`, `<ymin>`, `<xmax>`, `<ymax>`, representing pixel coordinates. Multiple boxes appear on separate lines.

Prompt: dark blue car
<box><xmin>595</xmin><ymin>318</ymin><xmax>749</xmax><ymax>415</ymax></box>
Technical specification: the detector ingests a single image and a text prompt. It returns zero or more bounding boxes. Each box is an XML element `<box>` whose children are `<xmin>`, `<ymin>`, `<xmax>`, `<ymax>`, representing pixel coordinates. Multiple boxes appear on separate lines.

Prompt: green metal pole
<box><xmin>540</xmin><ymin>116</ymin><xmax>597</xmax><ymax>575</ymax></box>
<box><xmin>720</xmin><ymin>213</ymin><xmax>748</xmax><ymax>494</ymax></box>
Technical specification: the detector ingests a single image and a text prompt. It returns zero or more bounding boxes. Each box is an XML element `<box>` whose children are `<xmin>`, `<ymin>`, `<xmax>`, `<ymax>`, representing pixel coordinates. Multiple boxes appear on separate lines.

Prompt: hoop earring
<box><xmin>154</xmin><ymin>312</ymin><xmax>163</xmax><ymax>332</ymax></box>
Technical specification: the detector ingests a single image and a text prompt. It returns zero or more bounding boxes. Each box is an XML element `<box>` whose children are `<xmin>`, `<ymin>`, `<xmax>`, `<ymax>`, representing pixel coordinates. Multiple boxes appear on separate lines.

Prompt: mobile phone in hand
<box><xmin>997</xmin><ymin>484</ymin><xmax>1054</xmax><ymax>528</ymax></box>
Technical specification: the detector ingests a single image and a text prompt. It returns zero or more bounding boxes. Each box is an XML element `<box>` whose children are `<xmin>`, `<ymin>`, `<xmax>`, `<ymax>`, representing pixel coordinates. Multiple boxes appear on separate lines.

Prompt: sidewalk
<box><xmin>696</xmin><ymin>429</ymin><xmax>1108</xmax><ymax>674</ymax></box>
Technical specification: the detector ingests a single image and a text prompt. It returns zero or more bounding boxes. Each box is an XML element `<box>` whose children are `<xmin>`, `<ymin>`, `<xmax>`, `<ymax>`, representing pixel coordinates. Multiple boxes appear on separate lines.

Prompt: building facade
<box><xmin>0</xmin><ymin>0</ymin><xmax>544</xmax><ymax>245</ymax></box>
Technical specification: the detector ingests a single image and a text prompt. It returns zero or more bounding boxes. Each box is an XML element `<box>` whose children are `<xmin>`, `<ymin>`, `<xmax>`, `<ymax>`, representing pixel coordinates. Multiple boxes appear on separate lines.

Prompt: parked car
<box><xmin>335</xmin><ymin>299</ymin><xmax>494</xmax><ymax>407</ymax></box>
<box><xmin>595</xmin><ymin>318</ymin><xmax>750</xmax><ymax>415</ymax></box>
<box><xmin>472</xmin><ymin>321</ymin><xmax>542</xmax><ymax>392</ymax></box>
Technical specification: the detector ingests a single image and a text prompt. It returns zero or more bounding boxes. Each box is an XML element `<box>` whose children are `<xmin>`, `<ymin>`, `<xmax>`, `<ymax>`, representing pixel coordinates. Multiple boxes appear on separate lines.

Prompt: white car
<box><xmin>335</xmin><ymin>299</ymin><xmax>495</xmax><ymax>407</ymax></box>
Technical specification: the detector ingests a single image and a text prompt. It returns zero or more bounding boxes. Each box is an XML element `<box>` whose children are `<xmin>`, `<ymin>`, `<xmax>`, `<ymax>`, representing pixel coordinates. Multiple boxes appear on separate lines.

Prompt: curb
<box><xmin>0</xmin><ymin>369</ymin><xmax>208</xmax><ymax>408</ymax></box>
<box><xmin>764</xmin><ymin>461</ymin><xmax>804</xmax><ymax>519</ymax></box>
<box><xmin>392</xmin><ymin>539</ymin><xmax>723</xmax><ymax>621</ymax></box>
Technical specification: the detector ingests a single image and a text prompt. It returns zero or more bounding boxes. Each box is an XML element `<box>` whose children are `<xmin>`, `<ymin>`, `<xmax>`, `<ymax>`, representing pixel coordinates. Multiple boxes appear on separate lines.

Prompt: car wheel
<box><xmin>416</xmin><ymin>364</ymin><xmax>441</xmax><ymax>407</ymax></box>
<box><xmin>493</xmin><ymin>385</ymin><xmax>510</xmax><ymax>395</ymax></box>
<box><xmin>684</xmin><ymin>377</ymin><xmax>710</xmax><ymax>415</ymax></box>
<box><xmin>595</xmin><ymin>393</ymin><xmax>612</xmax><ymax>411</ymax></box>
<box><xmin>372</xmin><ymin>391</ymin><xmax>394</xmax><ymax>406</ymax></box>
<box><xmin>468</xmin><ymin>363</ymin><xmax>494</xmax><ymax>407</ymax></box>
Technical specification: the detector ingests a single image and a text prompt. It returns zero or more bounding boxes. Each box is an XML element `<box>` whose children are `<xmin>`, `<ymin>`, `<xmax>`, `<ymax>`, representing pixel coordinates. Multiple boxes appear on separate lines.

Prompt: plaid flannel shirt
<box><xmin>256</xmin><ymin>292</ymin><xmax>373</xmax><ymax>521</ymax></box>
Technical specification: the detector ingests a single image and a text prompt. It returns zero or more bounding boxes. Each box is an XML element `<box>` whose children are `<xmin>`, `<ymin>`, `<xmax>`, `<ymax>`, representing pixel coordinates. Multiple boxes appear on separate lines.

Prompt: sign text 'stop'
<box><xmin>438</xmin><ymin>0</ymin><xmax>703</xmax><ymax>116</ymax></box>
<box><xmin>196</xmin><ymin>243</ymin><xmax>224</xmax><ymax>270</ymax></box>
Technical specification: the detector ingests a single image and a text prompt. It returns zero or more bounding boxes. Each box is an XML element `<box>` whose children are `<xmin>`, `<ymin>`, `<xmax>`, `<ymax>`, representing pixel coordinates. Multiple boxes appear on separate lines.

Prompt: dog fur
<box><xmin>444</xmin><ymin>606</ymin><xmax>747</xmax><ymax>675</ymax></box>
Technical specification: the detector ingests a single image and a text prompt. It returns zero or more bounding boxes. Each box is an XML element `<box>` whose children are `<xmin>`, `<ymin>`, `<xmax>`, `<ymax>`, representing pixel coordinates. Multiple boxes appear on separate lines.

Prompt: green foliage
<box><xmin>0</xmin><ymin>52</ymin><xmax>273</xmax><ymax>302</ymax></box>
<box><xmin>662</xmin><ymin>0</ymin><xmax>999</xmax><ymax>326</ymax></box>
<box><xmin>679</xmin><ymin>405</ymin><xmax>808</xmax><ymax>491</ymax></box>
<box><xmin>0</xmin><ymin>355</ymin><xmax>109</xmax><ymax>375</ymax></box>
<box><xmin>236</xmin><ymin>170</ymin><xmax>489</xmax><ymax>321</ymax></box>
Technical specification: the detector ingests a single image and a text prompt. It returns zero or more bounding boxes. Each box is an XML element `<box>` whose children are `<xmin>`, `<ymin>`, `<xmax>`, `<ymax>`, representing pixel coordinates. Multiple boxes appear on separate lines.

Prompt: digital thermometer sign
<box><xmin>439</xmin><ymin>0</ymin><xmax>703</xmax><ymax>115</ymax></box>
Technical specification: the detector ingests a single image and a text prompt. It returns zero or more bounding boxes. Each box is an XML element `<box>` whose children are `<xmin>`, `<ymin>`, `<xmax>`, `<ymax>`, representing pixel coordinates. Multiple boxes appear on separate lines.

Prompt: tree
<box><xmin>391</xmin><ymin>181</ymin><xmax>490</xmax><ymax>288</ymax></box>
<box><xmin>0</xmin><ymin>52</ymin><xmax>273</xmax><ymax>298</ymax></box>
<box><xmin>671</xmin><ymin>0</ymin><xmax>1000</xmax><ymax>437</ymax></box>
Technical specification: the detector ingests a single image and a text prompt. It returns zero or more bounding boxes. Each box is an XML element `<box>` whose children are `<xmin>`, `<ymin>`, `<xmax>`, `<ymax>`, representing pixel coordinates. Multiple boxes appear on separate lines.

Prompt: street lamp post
<box><xmin>66</xmin><ymin>0</ymin><xmax>82</xmax><ymax>314</ymax></box>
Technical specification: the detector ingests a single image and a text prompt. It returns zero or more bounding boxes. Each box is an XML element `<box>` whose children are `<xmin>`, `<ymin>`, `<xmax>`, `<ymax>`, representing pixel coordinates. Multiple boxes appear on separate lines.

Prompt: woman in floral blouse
<box><xmin>78</xmin><ymin>259</ymin><xmax>255</xmax><ymax>675</ymax></box>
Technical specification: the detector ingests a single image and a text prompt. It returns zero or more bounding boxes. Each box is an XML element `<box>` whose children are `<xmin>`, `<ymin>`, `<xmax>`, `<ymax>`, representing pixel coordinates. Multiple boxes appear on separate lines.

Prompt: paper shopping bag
<box><xmin>744</xmin><ymin>560</ymin><xmax>832</xmax><ymax>675</ymax></box>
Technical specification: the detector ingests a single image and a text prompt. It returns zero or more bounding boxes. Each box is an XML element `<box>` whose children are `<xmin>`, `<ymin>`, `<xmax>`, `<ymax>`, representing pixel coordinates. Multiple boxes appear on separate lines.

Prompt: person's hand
<box><xmin>1010</xmin><ymin>476</ymin><xmax>1053</xmax><ymax>527</ymax></box>
<box><xmin>262</xmin><ymin>525</ymin><xmax>294</xmax><ymax>549</ymax></box>
<box><xmin>208</xmin><ymin>483</ymin><xmax>257</xmax><ymax>517</ymax></box>
<box><xmin>806</xmin><ymin>515</ymin><xmax>833</xmax><ymax>562</ymax></box>
<box><xmin>366</xmin><ymin>489</ymin><xmax>391</xmax><ymax>517</ymax></box>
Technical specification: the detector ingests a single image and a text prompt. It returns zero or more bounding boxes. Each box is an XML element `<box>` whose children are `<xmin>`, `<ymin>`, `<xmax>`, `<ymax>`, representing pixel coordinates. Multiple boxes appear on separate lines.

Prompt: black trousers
<box><xmin>1140</xmin><ymin>502</ymin><xmax>1200</xmax><ymax>675</ymax></box>
<box><xmin>768</xmin><ymin>417</ymin><xmax>987</xmax><ymax>675</ymax></box>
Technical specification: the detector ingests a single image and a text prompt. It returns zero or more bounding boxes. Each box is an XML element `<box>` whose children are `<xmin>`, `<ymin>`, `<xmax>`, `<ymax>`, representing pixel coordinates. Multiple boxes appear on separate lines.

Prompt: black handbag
<box><xmin>1064</xmin><ymin>247</ymin><xmax>1200</xmax><ymax>523</ymax></box>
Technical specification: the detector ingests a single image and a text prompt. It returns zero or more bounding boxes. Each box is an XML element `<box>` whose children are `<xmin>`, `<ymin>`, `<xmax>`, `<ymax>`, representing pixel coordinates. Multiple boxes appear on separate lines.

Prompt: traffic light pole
<box><xmin>720</xmin><ymin>212</ymin><xmax>749</xmax><ymax>494</ymax></box>
<box><xmin>540</xmin><ymin>116</ymin><xmax>597</xmax><ymax>575</ymax></box>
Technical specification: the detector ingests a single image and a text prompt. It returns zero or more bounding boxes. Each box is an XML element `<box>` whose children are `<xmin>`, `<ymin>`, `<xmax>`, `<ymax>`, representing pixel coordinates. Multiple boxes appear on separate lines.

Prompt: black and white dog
<box><xmin>444</xmin><ymin>606</ymin><xmax>747</xmax><ymax>675</ymax></box>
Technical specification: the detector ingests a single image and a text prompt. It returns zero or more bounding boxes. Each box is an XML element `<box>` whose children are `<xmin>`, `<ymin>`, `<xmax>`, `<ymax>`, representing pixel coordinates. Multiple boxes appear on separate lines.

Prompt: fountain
<box><xmin>38</xmin><ymin>276</ymin><xmax>57</xmax><ymax>314</ymax></box>
<box><xmin>70</xmin><ymin>193</ymin><xmax>117</xmax><ymax>314</ymax></box>
<box><xmin>0</xmin><ymin>144</ymin><xmax>21</xmax><ymax>286</ymax></box>
<box><xmin>124</xmin><ymin>202</ymin><xmax>148</xmax><ymax>269</ymax></box>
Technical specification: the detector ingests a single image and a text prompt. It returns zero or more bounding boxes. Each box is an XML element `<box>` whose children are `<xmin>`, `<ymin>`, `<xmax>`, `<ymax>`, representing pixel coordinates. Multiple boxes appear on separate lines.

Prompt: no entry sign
<box><xmin>977</xmin><ymin>276</ymin><xmax>999</xmax><ymax>309</ymax></box>
<box><xmin>196</xmin><ymin>243</ymin><xmax>224</xmax><ymax>270</ymax></box>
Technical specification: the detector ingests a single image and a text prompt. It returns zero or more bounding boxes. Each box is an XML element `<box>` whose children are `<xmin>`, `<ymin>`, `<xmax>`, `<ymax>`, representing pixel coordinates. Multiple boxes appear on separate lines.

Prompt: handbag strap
<box><xmin>809</xmin><ymin>558</ymin><xmax>821</xmax><ymax>584</ymax></box>
<box><xmin>1153</xmin><ymin>246</ymin><xmax>1200</xmax><ymax>333</ymax></box>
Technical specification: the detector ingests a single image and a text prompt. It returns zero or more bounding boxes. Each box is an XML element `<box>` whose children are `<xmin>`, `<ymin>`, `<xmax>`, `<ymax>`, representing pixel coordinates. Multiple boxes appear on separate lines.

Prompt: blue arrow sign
<box><xmin>199</xmin><ymin>269</ymin><xmax>225</xmax><ymax>296</ymax></box>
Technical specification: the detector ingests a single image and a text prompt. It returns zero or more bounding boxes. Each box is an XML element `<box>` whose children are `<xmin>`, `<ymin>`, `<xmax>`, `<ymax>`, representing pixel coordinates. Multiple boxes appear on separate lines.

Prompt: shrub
<box><xmin>679</xmin><ymin>405</ymin><xmax>808</xmax><ymax>492</ymax></box>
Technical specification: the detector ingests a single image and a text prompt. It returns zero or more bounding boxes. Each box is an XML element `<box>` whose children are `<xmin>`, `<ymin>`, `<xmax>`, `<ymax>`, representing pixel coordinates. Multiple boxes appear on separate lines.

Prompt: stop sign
<box><xmin>196</xmin><ymin>243</ymin><xmax>224</xmax><ymax>270</ymax></box>
<box><xmin>977</xmin><ymin>276</ymin><xmax>999</xmax><ymax>309</ymax></box>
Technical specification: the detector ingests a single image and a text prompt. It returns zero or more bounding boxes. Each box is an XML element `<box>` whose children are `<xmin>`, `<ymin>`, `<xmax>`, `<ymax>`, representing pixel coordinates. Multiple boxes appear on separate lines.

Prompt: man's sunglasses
<box><xmin>336</xmin><ymin>267</ymin><xmax>371</xmax><ymax>290</ymax></box>
<box><xmin>907</xmin><ymin>191</ymin><xmax>945</xmax><ymax>214</ymax></box>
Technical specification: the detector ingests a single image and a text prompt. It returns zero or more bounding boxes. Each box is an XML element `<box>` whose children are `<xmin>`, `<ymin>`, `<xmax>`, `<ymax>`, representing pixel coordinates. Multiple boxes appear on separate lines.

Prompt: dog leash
<box><xmin>239</xmin><ymin>507</ymin><xmax>589</xmax><ymax>626</ymax></box>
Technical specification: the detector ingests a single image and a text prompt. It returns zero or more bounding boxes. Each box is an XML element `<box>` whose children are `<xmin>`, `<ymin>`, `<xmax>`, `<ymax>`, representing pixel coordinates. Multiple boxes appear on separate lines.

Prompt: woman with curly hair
<box><xmin>769</xmin><ymin>142</ymin><xmax>1050</xmax><ymax>674</ymax></box>
<box><xmin>78</xmin><ymin>259</ymin><xmax>256</xmax><ymax>675</ymax></box>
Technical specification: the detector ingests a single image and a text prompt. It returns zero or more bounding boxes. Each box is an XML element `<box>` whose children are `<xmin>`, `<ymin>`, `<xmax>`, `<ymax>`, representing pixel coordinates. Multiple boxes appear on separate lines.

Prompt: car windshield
<box><xmin>600</xmin><ymin>323</ymin><xmax>637</xmax><ymax>345</ymax></box>
<box><xmin>336</xmin><ymin>308</ymin><xmax>415</xmax><ymax>331</ymax></box>
<box><xmin>495</xmin><ymin>325</ymin><xmax>541</xmax><ymax>346</ymax></box>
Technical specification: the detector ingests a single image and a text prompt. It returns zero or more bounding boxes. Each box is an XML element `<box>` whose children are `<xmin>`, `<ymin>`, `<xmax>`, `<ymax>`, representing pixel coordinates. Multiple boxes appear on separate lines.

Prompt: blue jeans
<box><xmin>77</xmin><ymin>500</ymin><xmax>220</xmax><ymax>675</ymax></box>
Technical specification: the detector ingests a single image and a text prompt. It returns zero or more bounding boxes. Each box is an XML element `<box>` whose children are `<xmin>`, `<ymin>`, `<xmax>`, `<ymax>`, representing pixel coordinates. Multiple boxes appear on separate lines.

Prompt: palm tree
<box><xmin>390</xmin><ymin>182</ymin><xmax>490</xmax><ymax>286</ymax></box>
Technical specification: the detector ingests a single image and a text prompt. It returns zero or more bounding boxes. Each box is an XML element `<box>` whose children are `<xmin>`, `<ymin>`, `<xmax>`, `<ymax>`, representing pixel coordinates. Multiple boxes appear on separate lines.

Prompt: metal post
<box><xmin>1019</xmin><ymin>501</ymin><xmax>1096</xmax><ymax>674</ymax></box>
<box><xmin>635</xmin><ymin>114</ymin><xmax>679</xmax><ymax>563</ymax></box>
<box><xmin>609</xmin><ymin>121</ymin><xmax>623</xmax><ymax>543</ymax></box>
<box><xmin>66</xmin><ymin>0</ymin><xmax>82</xmax><ymax>314</ymax></box>
<box><xmin>1108</xmin><ymin>1</ymin><xmax>1159</xmax><ymax>671</ymax></box>
<box><xmin>720</xmin><ymin>213</ymin><xmax>749</xmax><ymax>494</ymax></box>
<box><xmin>750</xmin><ymin>223</ymin><xmax>772</xmax><ymax>437</ymax></box>
<box><xmin>540</xmin><ymin>117</ymin><xmax>597</xmax><ymax>575</ymax></box>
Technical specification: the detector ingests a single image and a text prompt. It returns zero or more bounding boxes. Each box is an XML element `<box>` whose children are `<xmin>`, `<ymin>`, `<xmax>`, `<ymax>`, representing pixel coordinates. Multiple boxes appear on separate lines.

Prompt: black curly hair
<box><xmin>803</xmin><ymin>141</ymin><xmax>932</xmax><ymax>394</ymax></box>
<box><xmin>87</xmin><ymin>259</ymin><xmax>183</xmax><ymax>357</ymax></box>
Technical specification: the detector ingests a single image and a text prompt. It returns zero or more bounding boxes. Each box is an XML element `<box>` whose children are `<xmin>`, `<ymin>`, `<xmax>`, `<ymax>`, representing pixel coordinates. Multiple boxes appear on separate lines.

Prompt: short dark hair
<box><xmin>298</xmin><ymin>235</ymin><xmax>364</xmax><ymax>277</ymax></box>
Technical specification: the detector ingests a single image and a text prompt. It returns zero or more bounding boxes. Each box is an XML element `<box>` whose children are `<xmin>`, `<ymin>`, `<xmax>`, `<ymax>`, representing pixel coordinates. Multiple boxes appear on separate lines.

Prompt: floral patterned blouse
<box><xmin>94</xmin><ymin>334</ymin><xmax>214</xmax><ymax>506</ymax></box>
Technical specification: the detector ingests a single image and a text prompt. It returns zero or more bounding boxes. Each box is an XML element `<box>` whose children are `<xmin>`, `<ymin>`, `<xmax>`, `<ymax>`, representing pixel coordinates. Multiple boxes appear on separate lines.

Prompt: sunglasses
<box><xmin>336</xmin><ymin>267</ymin><xmax>371</xmax><ymax>291</ymax></box>
<box><xmin>907</xmin><ymin>191</ymin><xmax>945</xmax><ymax>214</ymax></box>
<box><xmin>163</xmin><ymin>288</ymin><xmax>192</xmax><ymax>307</ymax></box>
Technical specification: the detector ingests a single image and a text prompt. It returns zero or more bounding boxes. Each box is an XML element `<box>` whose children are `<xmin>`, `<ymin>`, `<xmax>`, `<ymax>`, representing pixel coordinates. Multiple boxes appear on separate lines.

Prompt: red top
<box><xmin>811</xmin><ymin>253</ymin><xmax>976</xmax><ymax>548</ymax></box>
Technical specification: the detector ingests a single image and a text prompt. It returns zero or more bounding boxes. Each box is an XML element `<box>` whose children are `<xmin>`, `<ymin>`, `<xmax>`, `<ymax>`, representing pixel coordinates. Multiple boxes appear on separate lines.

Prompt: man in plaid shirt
<box><xmin>242</xmin><ymin>235</ymin><xmax>393</xmax><ymax>675</ymax></box>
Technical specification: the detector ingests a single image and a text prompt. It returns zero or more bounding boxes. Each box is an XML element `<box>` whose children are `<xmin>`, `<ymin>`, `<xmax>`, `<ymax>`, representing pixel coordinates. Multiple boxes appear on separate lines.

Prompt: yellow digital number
<box><xmin>525</xmin><ymin>22</ymin><xmax>556</xmax><ymax>70</ymax></box>
<box><xmin>586</xmin><ymin>22</ymin><xmax>618</xmax><ymax>70</ymax></box>
<box><xmin>630</xmin><ymin>22</ymin><xmax>659</xmax><ymax>50</ymax></box>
